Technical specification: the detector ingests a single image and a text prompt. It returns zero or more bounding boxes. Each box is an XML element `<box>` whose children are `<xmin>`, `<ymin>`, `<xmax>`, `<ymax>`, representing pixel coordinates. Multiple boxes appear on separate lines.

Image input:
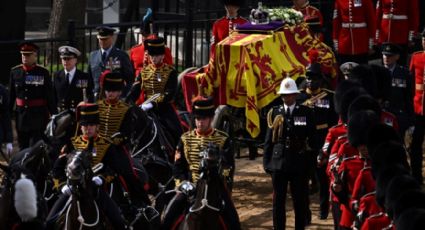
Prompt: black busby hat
<box><xmin>395</xmin><ymin>207</ymin><xmax>425</xmax><ymax>230</ymax></box>
<box><xmin>96</xmin><ymin>26</ymin><xmax>116</xmax><ymax>39</ymax></box>
<box><xmin>392</xmin><ymin>189</ymin><xmax>425</xmax><ymax>222</ymax></box>
<box><xmin>102</xmin><ymin>71</ymin><xmax>124</xmax><ymax>92</ymax></box>
<box><xmin>192</xmin><ymin>96</ymin><xmax>215</xmax><ymax>118</ymax></box>
<box><xmin>369</xmin><ymin>140</ymin><xmax>409</xmax><ymax>180</ymax></box>
<box><xmin>349</xmin><ymin>64</ymin><xmax>378</xmax><ymax>99</ymax></box>
<box><xmin>305</xmin><ymin>63</ymin><xmax>323</xmax><ymax>80</ymax></box>
<box><xmin>339</xmin><ymin>86</ymin><xmax>367</xmax><ymax>123</ymax></box>
<box><xmin>145</xmin><ymin>37</ymin><xmax>165</xmax><ymax>55</ymax></box>
<box><xmin>76</xmin><ymin>102</ymin><xmax>99</xmax><ymax>126</ymax></box>
<box><xmin>334</xmin><ymin>80</ymin><xmax>362</xmax><ymax>114</ymax></box>
<box><xmin>381</xmin><ymin>43</ymin><xmax>401</xmax><ymax>56</ymax></box>
<box><xmin>19</xmin><ymin>41</ymin><xmax>39</xmax><ymax>54</ymax></box>
<box><xmin>385</xmin><ymin>175</ymin><xmax>420</xmax><ymax>219</ymax></box>
<box><xmin>347</xmin><ymin>95</ymin><xmax>382</xmax><ymax>121</ymax></box>
<box><xmin>347</xmin><ymin>110</ymin><xmax>380</xmax><ymax>147</ymax></box>
<box><xmin>58</xmin><ymin>45</ymin><xmax>81</xmax><ymax>58</ymax></box>
<box><xmin>220</xmin><ymin>0</ymin><xmax>244</xmax><ymax>7</ymax></box>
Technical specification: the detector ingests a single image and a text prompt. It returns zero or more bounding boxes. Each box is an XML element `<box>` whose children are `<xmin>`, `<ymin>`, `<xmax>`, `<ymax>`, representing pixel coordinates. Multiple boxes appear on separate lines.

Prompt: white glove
<box><xmin>92</xmin><ymin>176</ymin><xmax>103</xmax><ymax>186</ymax></box>
<box><xmin>140</xmin><ymin>102</ymin><xmax>154</xmax><ymax>111</ymax></box>
<box><xmin>61</xmin><ymin>185</ymin><xmax>72</xmax><ymax>195</ymax></box>
<box><xmin>6</xmin><ymin>143</ymin><xmax>13</xmax><ymax>155</ymax></box>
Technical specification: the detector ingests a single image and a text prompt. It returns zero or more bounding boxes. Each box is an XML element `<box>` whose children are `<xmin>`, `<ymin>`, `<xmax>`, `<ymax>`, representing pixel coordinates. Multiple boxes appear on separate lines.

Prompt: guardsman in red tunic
<box><xmin>332</xmin><ymin>0</ymin><xmax>376</xmax><ymax>64</ymax></box>
<box><xmin>408</xmin><ymin>29</ymin><xmax>425</xmax><ymax>184</ymax></box>
<box><xmin>375</xmin><ymin>0</ymin><xmax>419</xmax><ymax>65</ymax></box>
<box><xmin>292</xmin><ymin>0</ymin><xmax>324</xmax><ymax>41</ymax></box>
<box><xmin>210</xmin><ymin>0</ymin><xmax>248</xmax><ymax>59</ymax></box>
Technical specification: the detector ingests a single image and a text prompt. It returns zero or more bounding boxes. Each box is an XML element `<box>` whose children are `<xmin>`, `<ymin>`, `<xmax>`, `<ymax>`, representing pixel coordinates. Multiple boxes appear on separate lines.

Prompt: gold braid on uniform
<box><xmin>97</xmin><ymin>100</ymin><xmax>130</xmax><ymax>142</ymax></box>
<box><xmin>141</xmin><ymin>64</ymin><xmax>174</xmax><ymax>103</ymax></box>
<box><xmin>267</xmin><ymin>108</ymin><xmax>285</xmax><ymax>143</ymax></box>
<box><xmin>71</xmin><ymin>136</ymin><xmax>111</xmax><ymax>166</ymax></box>
<box><xmin>181</xmin><ymin>129</ymin><xmax>228</xmax><ymax>183</ymax></box>
<box><xmin>302</xmin><ymin>88</ymin><xmax>328</xmax><ymax>108</ymax></box>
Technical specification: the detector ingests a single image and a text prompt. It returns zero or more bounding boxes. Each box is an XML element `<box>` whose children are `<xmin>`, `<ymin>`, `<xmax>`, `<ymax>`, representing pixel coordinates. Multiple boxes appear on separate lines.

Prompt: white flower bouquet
<box><xmin>266</xmin><ymin>7</ymin><xmax>304</xmax><ymax>26</ymax></box>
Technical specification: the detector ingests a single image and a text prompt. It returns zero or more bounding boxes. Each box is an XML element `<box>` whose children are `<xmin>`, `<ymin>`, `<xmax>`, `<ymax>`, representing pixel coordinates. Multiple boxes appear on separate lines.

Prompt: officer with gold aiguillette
<box><xmin>264</xmin><ymin>77</ymin><xmax>318</xmax><ymax>230</ymax></box>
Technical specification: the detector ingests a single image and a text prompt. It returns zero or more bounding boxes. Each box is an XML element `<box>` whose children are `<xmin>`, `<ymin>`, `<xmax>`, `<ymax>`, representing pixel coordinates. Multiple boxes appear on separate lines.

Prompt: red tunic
<box><xmin>409</xmin><ymin>51</ymin><xmax>425</xmax><ymax>115</ymax></box>
<box><xmin>381</xmin><ymin>111</ymin><xmax>399</xmax><ymax>131</ymax></box>
<box><xmin>351</xmin><ymin>165</ymin><xmax>376</xmax><ymax>211</ymax></box>
<box><xmin>293</xmin><ymin>3</ymin><xmax>324</xmax><ymax>41</ymax></box>
<box><xmin>129</xmin><ymin>44</ymin><xmax>173</xmax><ymax>78</ymax></box>
<box><xmin>210</xmin><ymin>16</ymin><xmax>248</xmax><ymax>59</ymax></box>
<box><xmin>375</xmin><ymin>0</ymin><xmax>419</xmax><ymax>45</ymax></box>
<box><xmin>357</xmin><ymin>192</ymin><xmax>384</xmax><ymax>229</ymax></box>
<box><xmin>322</xmin><ymin>123</ymin><xmax>347</xmax><ymax>159</ymax></box>
<box><xmin>361</xmin><ymin>212</ymin><xmax>394</xmax><ymax>230</ymax></box>
<box><xmin>333</xmin><ymin>0</ymin><xmax>376</xmax><ymax>55</ymax></box>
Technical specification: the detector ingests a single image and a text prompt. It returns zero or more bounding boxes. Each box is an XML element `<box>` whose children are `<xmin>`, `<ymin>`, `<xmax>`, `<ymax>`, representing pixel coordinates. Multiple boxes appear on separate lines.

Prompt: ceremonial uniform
<box><xmin>361</xmin><ymin>212</ymin><xmax>393</xmax><ymax>230</ymax></box>
<box><xmin>409</xmin><ymin>47</ymin><xmax>425</xmax><ymax>184</ymax></box>
<box><xmin>210</xmin><ymin>15</ymin><xmax>248</xmax><ymax>58</ymax></box>
<box><xmin>135</xmin><ymin>37</ymin><xmax>183</xmax><ymax>147</ymax></box>
<box><xmin>9</xmin><ymin>43</ymin><xmax>56</xmax><ymax>149</ymax></box>
<box><xmin>263</xmin><ymin>78</ymin><xmax>317</xmax><ymax>230</ymax></box>
<box><xmin>293</xmin><ymin>2</ymin><xmax>324</xmax><ymax>41</ymax></box>
<box><xmin>355</xmin><ymin>192</ymin><xmax>383</xmax><ymax>229</ymax></box>
<box><xmin>47</xmin><ymin>103</ymin><xmax>148</xmax><ymax>230</ymax></box>
<box><xmin>129</xmin><ymin>42</ymin><xmax>173</xmax><ymax>78</ymax></box>
<box><xmin>163</xmin><ymin>97</ymin><xmax>240</xmax><ymax>230</ymax></box>
<box><xmin>375</xmin><ymin>0</ymin><xmax>419</xmax><ymax>64</ymax></box>
<box><xmin>332</xmin><ymin>0</ymin><xmax>376</xmax><ymax>64</ymax></box>
<box><xmin>88</xmin><ymin>26</ymin><xmax>133</xmax><ymax>97</ymax></box>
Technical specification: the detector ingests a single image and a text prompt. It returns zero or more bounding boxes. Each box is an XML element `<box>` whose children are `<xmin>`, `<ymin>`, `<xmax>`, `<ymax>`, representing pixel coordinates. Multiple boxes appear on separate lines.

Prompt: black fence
<box><xmin>2</xmin><ymin>0</ymin><xmax>336</xmax><ymax>75</ymax></box>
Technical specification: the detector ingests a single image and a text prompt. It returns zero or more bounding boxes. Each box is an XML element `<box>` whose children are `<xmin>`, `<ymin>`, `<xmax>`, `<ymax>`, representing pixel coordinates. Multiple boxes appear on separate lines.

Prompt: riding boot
<box><xmin>97</xmin><ymin>190</ymin><xmax>127</xmax><ymax>230</ymax></box>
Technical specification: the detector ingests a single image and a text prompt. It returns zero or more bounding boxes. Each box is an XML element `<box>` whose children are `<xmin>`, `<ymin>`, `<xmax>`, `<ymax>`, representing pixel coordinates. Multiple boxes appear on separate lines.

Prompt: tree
<box><xmin>47</xmin><ymin>0</ymin><xmax>87</xmax><ymax>62</ymax></box>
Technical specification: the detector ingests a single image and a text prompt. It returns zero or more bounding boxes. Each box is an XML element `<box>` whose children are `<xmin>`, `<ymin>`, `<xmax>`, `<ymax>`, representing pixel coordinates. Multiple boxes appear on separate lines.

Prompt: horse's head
<box><xmin>66</xmin><ymin>149</ymin><xmax>93</xmax><ymax>196</ymax></box>
<box><xmin>199</xmin><ymin>143</ymin><xmax>221</xmax><ymax>178</ymax></box>
<box><xmin>45</xmin><ymin>110</ymin><xmax>75</xmax><ymax>141</ymax></box>
<box><xmin>9</xmin><ymin>140</ymin><xmax>52</xmax><ymax>182</ymax></box>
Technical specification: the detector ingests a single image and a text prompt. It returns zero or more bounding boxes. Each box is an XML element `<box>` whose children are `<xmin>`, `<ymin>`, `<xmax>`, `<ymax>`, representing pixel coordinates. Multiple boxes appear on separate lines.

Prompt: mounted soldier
<box><xmin>162</xmin><ymin>96</ymin><xmax>239</xmax><ymax>230</ymax></box>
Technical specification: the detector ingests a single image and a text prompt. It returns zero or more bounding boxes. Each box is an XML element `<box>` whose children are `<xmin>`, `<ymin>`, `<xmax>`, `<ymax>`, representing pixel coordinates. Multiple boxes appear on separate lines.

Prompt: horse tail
<box><xmin>14</xmin><ymin>174</ymin><xmax>38</xmax><ymax>222</ymax></box>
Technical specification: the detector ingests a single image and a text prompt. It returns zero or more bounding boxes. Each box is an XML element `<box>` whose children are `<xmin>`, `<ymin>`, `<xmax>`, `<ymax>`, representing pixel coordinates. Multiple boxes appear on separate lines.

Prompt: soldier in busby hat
<box><xmin>129</xmin><ymin>36</ymin><xmax>183</xmax><ymax>148</ymax></box>
<box><xmin>162</xmin><ymin>96</ymin><xmax>240</xmax><ymax>229</ymax></box>
<box><xmin>54</xmin><ymin>45</ymin><xmax>94</xmax><ymax>113</ymax></box>
<box><xmin>9</xmin><ymin>41</ymin><xmax>57</xmax><ymax>150</ymax></box>
<box><xmin>396</xmin><ymin>207</ymin><xmax>425</xmax><ymax>230</ymax></box>
<box><xmin>46</xmin><ymin>102</ymin><xmax>150</xmax><ymax>230</ymax></box>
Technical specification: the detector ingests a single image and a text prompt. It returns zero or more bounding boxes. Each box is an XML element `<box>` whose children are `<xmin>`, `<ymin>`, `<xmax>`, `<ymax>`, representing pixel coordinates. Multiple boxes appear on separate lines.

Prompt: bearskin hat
<box><xmin>395</xmin><ymin>207</ymin><xmax>425</xmax><ymax>230</ymax></box>
<box><xmin>385</xmin><ymin>175</ymin><xmax>420</xmax><ymax>219</ymax></box>
<box><xmin>375</xmin><ymin>164</ymin><xmax>410</xmax><ymax>208</ymax></box>
<box><xmin>370</xmin><ymin>140</ymin><xmax>409</xmax><ymax>179</ymax></box>
<box><xmin>366</xmin><ymin>124</ymin><xmax>402</xmax><ymax>160</ymax></box>
<box><xmin>334</xmin><ymin>80</ymin><xmax>362</xmax><ymax>114</ymax></box>
<box><xmin>305</xmin><ymin>63</ymin><xmax>323</xmax><ymax>80</ymax></box>
<box><xmin>347</xmin><ymin>95</ymin><xmax>382</xmax><ymax>121</ymax></box>
<box><xmin>349</xmin><ymin>64</ymin><xmax>378</xmax><ymax>99</ymax></box>
<box><xmin>348</xmin><ymin>110</ymin><xmax>380</xmax><ymax>147</ymax></box>
<box><xmin>339</xmin><ymin>87</ymin><xmax>367</xmax><ymax>123</ymax></box>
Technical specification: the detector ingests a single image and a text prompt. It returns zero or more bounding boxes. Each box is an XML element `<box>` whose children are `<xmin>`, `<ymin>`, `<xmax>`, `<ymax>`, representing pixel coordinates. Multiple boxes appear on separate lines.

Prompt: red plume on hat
<box><xmin>307</xmin><ymin>48</ymin><xmax>320</xmax><ymax>64</ymax></box>
<box><xmin>99</xmin><ymin>69</ymin><xmax>112</xmax><ymax>89</ymax></box>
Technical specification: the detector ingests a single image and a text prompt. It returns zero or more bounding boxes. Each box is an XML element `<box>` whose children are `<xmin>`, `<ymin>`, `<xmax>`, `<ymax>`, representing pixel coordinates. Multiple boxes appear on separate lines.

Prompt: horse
<box><xmin>172</xmin><ymin>143</ymin><xmax>240</xmax><ymax>230</ymax></box>
<box><xmin>55</xmin><ymin>148</ymin><xmax>112</xmax><ymax>229</ymax></box>
<box><xmin>0</xmin><ymin>141</ymin><xmax>52</xmax><ymax>229</ymax></box>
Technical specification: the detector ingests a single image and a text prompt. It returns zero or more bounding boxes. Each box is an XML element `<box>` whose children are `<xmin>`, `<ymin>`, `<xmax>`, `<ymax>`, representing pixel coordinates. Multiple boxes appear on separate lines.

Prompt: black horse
<box><xmin>171</xmin><ymin>143</ymin><xmax>240</xmax><ymax>230</ymax></box>
<box><xmin>54</xmin><ymin>149</ymin><xmax>112</xmax><ymax>229</ymax></box>
<box><xmin>0</xmin><ymin>141</ymin><xmax>52</xmax><ymax>229</ymax></box>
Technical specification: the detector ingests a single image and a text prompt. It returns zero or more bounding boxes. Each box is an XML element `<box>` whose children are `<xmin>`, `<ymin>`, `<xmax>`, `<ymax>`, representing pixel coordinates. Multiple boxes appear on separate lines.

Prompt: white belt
<box><xmin>341</xmin><ymin>22</ymin><xmax>367</xmax><ymax>28</ymax></box>
<box><xmin>383</xmin><ymin>14</ymin><xmax>408</xmax><ymax>20</ymax></box>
